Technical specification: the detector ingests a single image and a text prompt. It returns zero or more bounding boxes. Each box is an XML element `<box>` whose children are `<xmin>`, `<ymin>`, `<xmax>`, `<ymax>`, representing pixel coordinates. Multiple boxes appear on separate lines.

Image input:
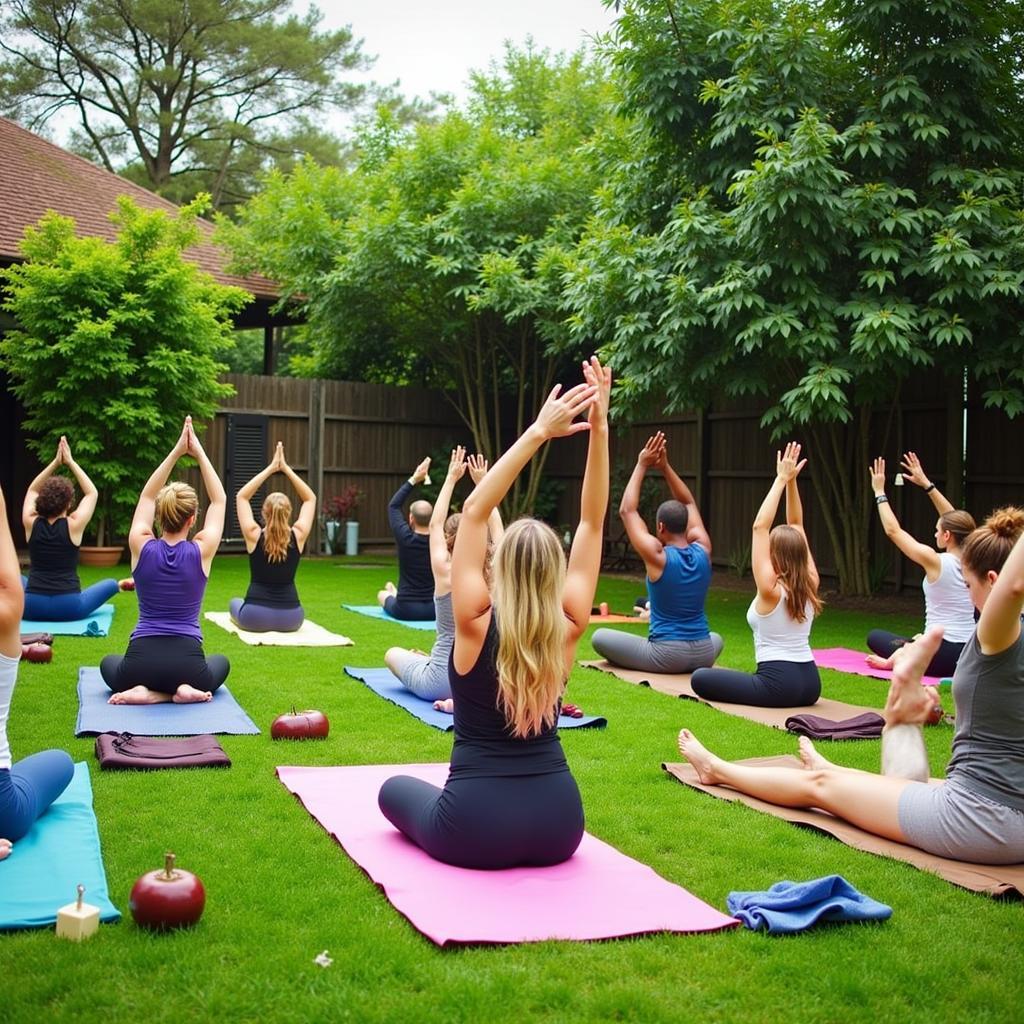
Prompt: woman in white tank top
<box><xmin>867</xmin><ymin>453</ymin><xmax>976</xmax><ymax>678</ymax></box>
<box><xmin>692</xmin><ymin>443</ymin><xmax>823</xmax><ymax>707</ymax></box>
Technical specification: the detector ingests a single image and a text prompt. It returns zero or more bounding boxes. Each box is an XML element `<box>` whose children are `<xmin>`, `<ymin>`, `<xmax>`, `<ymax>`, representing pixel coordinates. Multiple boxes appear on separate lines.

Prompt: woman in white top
<box><xmin>692</xmin><ymin>443</ymin><xmax>823</xmax><ymax>707</ymax></box>
<box><xmin>867</xmin><ymin>455</ymin><xmax>976</xmax><ymax>678</ymax></box>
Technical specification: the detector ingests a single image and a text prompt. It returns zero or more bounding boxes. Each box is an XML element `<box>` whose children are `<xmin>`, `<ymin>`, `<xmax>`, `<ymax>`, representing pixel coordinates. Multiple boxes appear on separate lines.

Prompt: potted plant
<box><xmin>323</xmin><ymin>486</ymin><xmax>364</xmax><ymax>556</ymax></box>
<box><xmin>0</xmin><ymin>197</ymin><xmax>245</xmax><ymax>556</ymax></box>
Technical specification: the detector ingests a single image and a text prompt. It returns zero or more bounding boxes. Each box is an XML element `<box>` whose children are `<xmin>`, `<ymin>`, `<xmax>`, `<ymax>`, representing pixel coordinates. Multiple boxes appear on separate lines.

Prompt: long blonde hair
<box><xmin>262</xmin><ymin>492</ymin><xmax>293</xmax><ymax>562</ymax></box>
<box><xmin>769</xmin><ymin>525</ymin><xmax>822</xmax><ymax>623</ymax></box>
<box><xmin>490</xmin><ymin>518</ymin><xmax>567</xmax><ymax>738</ymax></box>
<box><xmin>155</xmin><ymin>482</ymin><xmax>198</xmax><ymax>534</ymax></box>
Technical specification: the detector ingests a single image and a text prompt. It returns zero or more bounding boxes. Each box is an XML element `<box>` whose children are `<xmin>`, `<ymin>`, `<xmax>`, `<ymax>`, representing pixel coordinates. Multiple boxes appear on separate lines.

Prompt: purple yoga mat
<box><xmin>276</xmin><ymin>762</ymin><xmax>738</xmax><ymax>946</ymax></box>
<box><xmin>813</xmin><ymin>647</ymin><xmax>944</xmax><ymax>687</ymax></box>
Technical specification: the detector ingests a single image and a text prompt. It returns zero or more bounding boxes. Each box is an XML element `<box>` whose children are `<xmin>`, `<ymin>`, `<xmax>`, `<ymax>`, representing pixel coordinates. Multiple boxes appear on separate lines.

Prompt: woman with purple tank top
<box><xmin>100</xmin><ymin>417</ymin><xmax>229</xmax><ymax>704</ymax></box>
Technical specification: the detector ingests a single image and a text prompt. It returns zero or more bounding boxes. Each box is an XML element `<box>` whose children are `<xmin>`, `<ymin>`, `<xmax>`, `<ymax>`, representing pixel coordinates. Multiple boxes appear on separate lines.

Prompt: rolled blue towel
<box><xmin>727</xmin><ymin>875</ymin><xmax>892</xmax><ymax>934</ymax></box>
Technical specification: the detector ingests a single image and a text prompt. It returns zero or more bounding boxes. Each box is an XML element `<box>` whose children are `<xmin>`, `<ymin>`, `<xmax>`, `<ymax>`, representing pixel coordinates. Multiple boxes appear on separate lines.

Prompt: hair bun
<box><xmin>986</xmin><ymin>506</ymin><xmax>1024</xmax><ymax>539</ymax></box>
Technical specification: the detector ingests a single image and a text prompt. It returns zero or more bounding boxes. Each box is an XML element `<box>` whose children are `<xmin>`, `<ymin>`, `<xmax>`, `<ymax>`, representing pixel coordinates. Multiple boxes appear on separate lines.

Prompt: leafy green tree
<box><xmin>567</xmin><ymin>0</ymin><xmax>1024</xmax><ymax>592</ymax></box>
<box><xmin>0</xmin><ymin>0</ymin><xmax>369</xmax><ymax>210</ymax></box>
<box><xmin>0</xmin><ymin>196</ymin><xmax>246</xmax><ymax>543</ymax></box>
<box><xmin>223</xmin><ymin>45</ymin><xmax>618</xmax><ymax>515</ymax></box>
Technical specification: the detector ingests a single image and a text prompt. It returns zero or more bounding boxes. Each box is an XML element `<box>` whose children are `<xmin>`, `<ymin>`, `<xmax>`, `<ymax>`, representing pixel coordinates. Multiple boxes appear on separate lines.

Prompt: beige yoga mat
<box><xmin>663</xmin><ymin>756</ymin><xmax>1024</xmax><ymax>897</ymax></box>
<box><xmin>588</xmin><ymin>613</ymin><xmax>646</xmax><ymax>625</ymax></box>
<box><xmin>581</xmin><ymin>660</ymin><xmax>880</xmax><ymax>730</ymax></box>
<box><xmin>205</xmin><ymin>612</ymin><xmax>353</xmax><ymax>647</ymax></box>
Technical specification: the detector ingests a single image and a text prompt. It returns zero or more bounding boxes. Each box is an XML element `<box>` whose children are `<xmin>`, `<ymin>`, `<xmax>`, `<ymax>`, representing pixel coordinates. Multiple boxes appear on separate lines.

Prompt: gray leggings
<box><xmin>389</xmin><ymin>649</ymin><xmax>451</xmax><ymax>702</ymax></box>
<box><xmin>229</xmin><ymin>598</ymin><xmax>304</xmax><ymax>633</ymax></box>
<box><xmin>591</xmin><ymin>628</ymin><xmax>724</xmax><ymax>673</ymax></box>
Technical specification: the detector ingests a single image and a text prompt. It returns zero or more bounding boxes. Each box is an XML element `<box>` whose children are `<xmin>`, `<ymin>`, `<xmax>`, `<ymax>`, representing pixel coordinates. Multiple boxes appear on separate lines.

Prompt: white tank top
<box><xmin>0</xmin><ymin>651</ymin><xmax>18</xmax><ymax>771</ymax></box>
<box><xmin>923</xmin><ymin>552</ymin><xmax>975</xmax><ymax>643</ymax></box>
<box><xmin>746</xmin><ymin>589</ymin><xmax>814</xmax><ymax>663</ymax></box>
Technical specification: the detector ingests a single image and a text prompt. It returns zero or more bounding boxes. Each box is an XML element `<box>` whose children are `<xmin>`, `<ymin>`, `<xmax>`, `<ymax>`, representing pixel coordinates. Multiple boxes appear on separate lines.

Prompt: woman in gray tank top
<box><xmin>676</xmin><ymin>507</ymin><xmax>1024</xmax><ymax>866</ymax></box>
<box><xmin>385</xmin><ymin>447</ymin><xmax>503</xmax><ymax>702</ymax></box>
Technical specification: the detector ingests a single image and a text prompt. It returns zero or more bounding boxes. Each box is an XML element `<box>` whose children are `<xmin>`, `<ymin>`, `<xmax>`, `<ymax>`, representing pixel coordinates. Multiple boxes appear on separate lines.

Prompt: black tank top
<box><xmin>244</xmin><ymin>528</ymin><xmax>300</xmax><ymax>608</ymax></box>
<box><xmin>26</xmin><ymin>517</ymin><xmax>81</xmax><ymax>595</ymax></box>
<box><xmin>448</xmin><ymin>618</ymin><xmax>569</xmax><ymax>779</ymax></box>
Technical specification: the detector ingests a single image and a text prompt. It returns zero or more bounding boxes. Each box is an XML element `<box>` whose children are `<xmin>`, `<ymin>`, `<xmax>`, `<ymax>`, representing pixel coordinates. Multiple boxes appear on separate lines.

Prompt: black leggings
<box><xmin>866</xmin><ymin>630</ymin><xmax>964</xmax><ymax>678</ymax></box>
<box><xmin>101</xmin><ymin>635</ymin><xmax>230</xmax><ymax>695</ymax></box>
<box><xmin>378</xmin><ymin>770</ymin><xmax>585</xmax><ymax>869</ymax></box>
<box><xmin>384</xmin><ymin>594</ymin><xmax>435</xmax><ymax>621</ymax></box>
<box><xmin>691</xmin><ymin>659</ymin><xmax>822</xmax><ymax>707</ymax></box>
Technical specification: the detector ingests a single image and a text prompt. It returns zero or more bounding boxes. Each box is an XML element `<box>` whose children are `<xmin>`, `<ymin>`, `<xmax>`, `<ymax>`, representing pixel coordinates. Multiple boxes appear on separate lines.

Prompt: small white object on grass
<box><xmin>314</xmin><ymin>949</ymin><xmax>333</xmax><ymax>967</ymax></box>
<box><xmin>56</xmin><ymin>884</ymin><xmax>100</xmax><ymax>941</ymax></box>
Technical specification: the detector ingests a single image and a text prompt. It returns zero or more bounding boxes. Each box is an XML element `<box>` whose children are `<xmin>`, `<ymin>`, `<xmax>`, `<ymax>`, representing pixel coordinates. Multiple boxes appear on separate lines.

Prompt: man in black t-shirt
<box><xmin>377</xmin><ymin>457</ymin><xmax>436</xmax><ymax>620</ymax></box>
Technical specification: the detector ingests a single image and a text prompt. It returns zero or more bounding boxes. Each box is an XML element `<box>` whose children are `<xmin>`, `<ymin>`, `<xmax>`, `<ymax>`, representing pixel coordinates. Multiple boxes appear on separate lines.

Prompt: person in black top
<box><xmin>229</xmin><ymin>443</ymin><xmax>317</xmax><ymax>632</ymax></box>
<box><xmin>376</xmin><ymin>456</ymin><xmax>435</xmax><ymax>621</ymax></box>
<box><xmin>378</xmin><ymin>357</ymin><xmax>611</xmax><ymax>869</ymax></box>
<box><xmin>21</xmin><ymin>436</ymin><xmax>132</xmax><ymax>622</ymax></box>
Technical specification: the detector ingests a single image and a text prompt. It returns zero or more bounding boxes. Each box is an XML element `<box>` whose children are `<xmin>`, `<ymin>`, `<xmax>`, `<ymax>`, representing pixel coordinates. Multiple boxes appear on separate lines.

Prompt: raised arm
<box><xmin>61</xmin><ymin>438</ymin><xmax>100</xmax><ymax>544</ymax></box>
<box><xmin>977</xmin><ymin>529</ymin><xmax>1024</xmax><ymax>656</ymax></box>
<box><xmin>870</xmin><ymin>457</ymin><xmax>941</xmax><ymax>578</ymax></box>
<box><xmin>188</xmin><ymin>421</ymin><xmax>227</xmax><ymax>570</ymax></box>
<box><xmin>235</xmin><ymin>445</ymin><xmax>280</xmax><ymax>551</ymax></box>
<box><xmin>429</xmin><ymin>446</ymin><xmax>466</xmax><ymax>581</ymax></box>
<box><xmin>661</xmin><ymin>447</ymin><xmax>712</xmax><ymax>555</ymax></box>
<box><xmin>0</xmin><ymin>484</ymin><xmax>24</xmax><ymax>658</ymax></box>
<box><xmin>388</xmin><ymin>457</ymin><xmax>430</xmax><ymax>539</ymax></box>
<box><xmin>22</xmin><ymin>440</ymin><xmax>62</xmax><ymax>539</ymax></box>
<box><xmin>468</xmin><ymin>454</ymin><xmax>505</xmax><ymax>545</ymax></box>
<box><xmin>785</xmin><ymin>448</ymin><xmax>819</xmax><ymax>587</ymax></box>
<box><xmin>276</xmin><ymin>444</ymin><xmax>317</xmax><ymax>552</ymax></box>
<box><xmin>563</xmin><ymin>357</ymin><xmax>612</xmax><ymax>636</ymax></box>
<box><xmin>900</xmin><ymin>451</ymin><xmax>954</xmax><ymax>515</ymax></box>
<box><xmin>129</xmin><ymin>419</ymin><xmax>191</xmax><ymax>562</ymax></box>
<box><xmin>452</xmin><ymin>379</ymin><xmax>598</xmax><ymax>640</ymax></box>
<box><xmin>619</xmin><ymin>433</ymin><xmax>666</xmax><ymax>577</ymax></box>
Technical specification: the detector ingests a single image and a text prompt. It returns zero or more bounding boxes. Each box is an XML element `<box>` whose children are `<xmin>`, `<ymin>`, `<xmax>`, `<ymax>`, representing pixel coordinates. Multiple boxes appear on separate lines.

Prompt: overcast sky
<box><xmin>321</xmin><ymin>0</ymin><xmax>620</xmax><ymax>106</ymax></box>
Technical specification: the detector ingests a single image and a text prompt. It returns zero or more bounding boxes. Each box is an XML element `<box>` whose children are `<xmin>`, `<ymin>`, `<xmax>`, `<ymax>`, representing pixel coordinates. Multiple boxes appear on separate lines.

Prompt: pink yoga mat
<box><xmin>276</xmin><ymin>762</ymin><xmax>738</xmax><ymax>946</ymax></box>
<box><xmin>813</xmin><ymin>647</ymin><xmax>945</xmax><ymax>687</ymax></box>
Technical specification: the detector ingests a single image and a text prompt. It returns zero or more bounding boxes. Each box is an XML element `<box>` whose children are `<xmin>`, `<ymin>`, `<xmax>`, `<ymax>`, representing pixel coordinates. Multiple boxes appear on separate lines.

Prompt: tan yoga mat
<box><xmin>588</xmin><ymin>613</ymin><xmax>646</xmax><ymax>625</ymax></box>
<box><xmin>663</xmin><ymin>756</ymin><xmax>1024</xmax><ymax>897</ymax></box>
<box><xmin>581</xmin><ymin>660</ymin><xmax>880</xmax><ymax>730</ymax></box>
<box><xmin>205</xmin><ymin>612</ymin><xmax>353</xmax><ymax>647</ymax></box>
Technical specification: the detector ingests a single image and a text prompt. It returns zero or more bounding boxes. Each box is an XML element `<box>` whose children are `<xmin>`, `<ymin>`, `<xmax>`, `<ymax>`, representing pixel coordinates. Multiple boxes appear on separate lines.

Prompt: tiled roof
<box><xmin>0</xmin><ymin>116</ymin><xmax>279</xmax><ymax>299</ymax></box>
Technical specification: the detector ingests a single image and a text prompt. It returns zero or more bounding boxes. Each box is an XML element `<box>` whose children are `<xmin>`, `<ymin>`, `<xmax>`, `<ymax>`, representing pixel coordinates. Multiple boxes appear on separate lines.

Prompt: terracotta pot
<box><xmin>79</xmin><ymin>545</ymin><xmax>125</xmax><ymax>567</ymax></box>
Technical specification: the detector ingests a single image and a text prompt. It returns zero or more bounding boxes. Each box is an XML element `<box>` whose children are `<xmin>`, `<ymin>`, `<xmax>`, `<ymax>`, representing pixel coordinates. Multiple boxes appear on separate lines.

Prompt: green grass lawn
<box><xmin>3</xmin><ymin>558</ymin><xmax>1020</xmax><ymax>1024</ymax></box>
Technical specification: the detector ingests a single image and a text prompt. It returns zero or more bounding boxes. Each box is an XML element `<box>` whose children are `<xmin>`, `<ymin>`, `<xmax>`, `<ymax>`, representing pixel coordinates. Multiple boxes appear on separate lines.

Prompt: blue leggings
<box><xmin>21</xmin><ymin>577</ymin><xmax>119</xmax><ymax>622</ymax></box>
<box><xmin>229</xmin><ymin>598</ymin><xmax>305</xmax><ymax>632</ymax></box>
<box><xmin>0</xmin><ymin>750</ymin><xmax>75</xmax><ymax>842</ymax></box>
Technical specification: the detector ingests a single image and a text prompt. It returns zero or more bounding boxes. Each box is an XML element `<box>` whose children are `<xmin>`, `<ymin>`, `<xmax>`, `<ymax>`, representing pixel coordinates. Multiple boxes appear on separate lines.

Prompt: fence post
<box><xmin>308</xmin><ymin>378</ymin><xmax>325</xmax><ymax>553</ymax></box>
<box><xmin>695</xmin><ymin>406</ymin><xmax>709</xmax><ymax>510</ymax></box>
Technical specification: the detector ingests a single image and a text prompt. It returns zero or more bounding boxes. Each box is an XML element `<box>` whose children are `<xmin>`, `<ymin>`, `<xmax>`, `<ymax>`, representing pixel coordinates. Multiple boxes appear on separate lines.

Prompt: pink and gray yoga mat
<box><xmin>276</xmin><ymin>762</ymin><xmax>738</xmax><ymax>946</ymax></box>
<box><xmin>813</xmin><ymin>648</ymin><xmax>945</xmax><ymax>687</ymax></box>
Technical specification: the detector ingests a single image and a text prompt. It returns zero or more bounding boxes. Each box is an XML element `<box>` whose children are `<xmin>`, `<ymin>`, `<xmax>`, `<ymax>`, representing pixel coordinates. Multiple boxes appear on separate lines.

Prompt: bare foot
<box><xmin>433</xmin><ymin>698</ymin><xmax>454</xmax><ymax>714</ymax></box>
<box><xmin>118</xmin><ymin>578</ymin><xmax>135</xmax><ymax>592</ymax></box>
<box><xmin>866</xmin><ymin>653</ymin><xmax>894</xmax><ymax>670</ymax></box>
<box><xmin>108</xmin><ymin>685</ymin><xmax>172</xmax><ymax>705</ymax></box>
<box><xmin>677</xmin><ymin>729</ymin><xmax>722</xmax><ymax>784</ymax></box>
<box><xmin>886</xmin><ymin>627</ymin><xmax>945</xmax><ymax>726</ymax></box>
<box><xmin>0</xmin><ymin>838</ymin><xmax>12</xmax><ymax>861</ymax></box>
<box><xmin>173</xmin><ymin>684</ymin><xmax>213</xmax><ymax>703</ymax></box>
<box><xmin>798</xmin><ymin>736</ymin><xmax>835</xmax><ymax>771</ymax></box>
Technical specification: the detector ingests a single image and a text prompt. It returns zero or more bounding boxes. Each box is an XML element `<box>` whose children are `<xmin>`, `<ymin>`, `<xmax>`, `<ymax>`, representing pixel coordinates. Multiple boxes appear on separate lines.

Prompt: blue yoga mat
<box><xmin>20</xmin><ymin>603</ymin><xmax>115</xmax><ymax>637</ymax></box>
<box><xmin>75</xmin><ymin>667</ymin><xmax>260</xmax><ymax>736</ymax></box>
<box><xmin>0</xmin><ymin>762</ymin><xmax>121</xmax><ymax>930</ymax></box>
<box><xmin>341</xmin><ymin>605</ymin><xmax>436</xmax><ymax>631</ymax></box>
<box><xmin>344</xmin><ymin>667</ymin><xmax>607</xmax><ymax>731</ymax></box>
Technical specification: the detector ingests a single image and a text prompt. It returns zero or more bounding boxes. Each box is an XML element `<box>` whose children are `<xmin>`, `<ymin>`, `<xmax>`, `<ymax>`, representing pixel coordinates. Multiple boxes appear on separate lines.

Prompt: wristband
<box><xmin>875</xmin><ymin>494</ymin><xmax>889</xmax><ymax>505</ymax></box>
<box><xmin>924</xmin><ymin>483</ymin><xmax>936</xmax><ymax>494</ymax></box>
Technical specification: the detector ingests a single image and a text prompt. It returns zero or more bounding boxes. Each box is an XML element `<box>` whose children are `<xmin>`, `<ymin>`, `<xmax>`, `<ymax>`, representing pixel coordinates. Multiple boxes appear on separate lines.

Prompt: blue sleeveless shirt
<box><xmin>648</xmin><ymin>544</ymin><xmax>712</xmax><ymax>642</ymax></box>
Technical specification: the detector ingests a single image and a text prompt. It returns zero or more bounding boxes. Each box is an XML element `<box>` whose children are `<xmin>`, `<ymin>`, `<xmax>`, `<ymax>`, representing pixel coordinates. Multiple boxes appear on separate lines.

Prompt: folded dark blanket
<box><xmin>95</xmin><ymin>732</ymin><xmax>231</xmax><ymax>770</ymax></box>
<box><xmin>784</xmin><ymin>711</ymin><xmax>885</xmax><ymax>740</ymax></box>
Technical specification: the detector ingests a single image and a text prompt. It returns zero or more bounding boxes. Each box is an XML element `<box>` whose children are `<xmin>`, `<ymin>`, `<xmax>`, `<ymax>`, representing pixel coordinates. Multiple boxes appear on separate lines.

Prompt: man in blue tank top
<box><xmin>592</xmin><ymin>432</ymin><xmax>724</xmax><ymax>673</ymax></box>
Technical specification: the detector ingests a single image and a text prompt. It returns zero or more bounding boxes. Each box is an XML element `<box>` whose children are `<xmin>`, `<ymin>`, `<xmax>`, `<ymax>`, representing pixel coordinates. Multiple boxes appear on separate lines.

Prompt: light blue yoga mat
<box><xmin>0</xmin><ymin>762</ymin><xmax>121</xmax><ymax>930</ymax></box>
<box><xmin>75</xmin><ymin>667</ymin><xmax>260</xmax><ymax>736</ymax></box>
<box><xmin>341</xmin><ymin>604</ymin><xmax>436</xmax><ymax>631</ymax></box>
<box><xmin>20</xmin><ymin>603</ymin><xmax>115</xmax><ymax>637</ymax></box>
<box><xmin>344</xmin><ymin>667</ymin><xmax>607</xmax><ymax>731</ymax></box>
